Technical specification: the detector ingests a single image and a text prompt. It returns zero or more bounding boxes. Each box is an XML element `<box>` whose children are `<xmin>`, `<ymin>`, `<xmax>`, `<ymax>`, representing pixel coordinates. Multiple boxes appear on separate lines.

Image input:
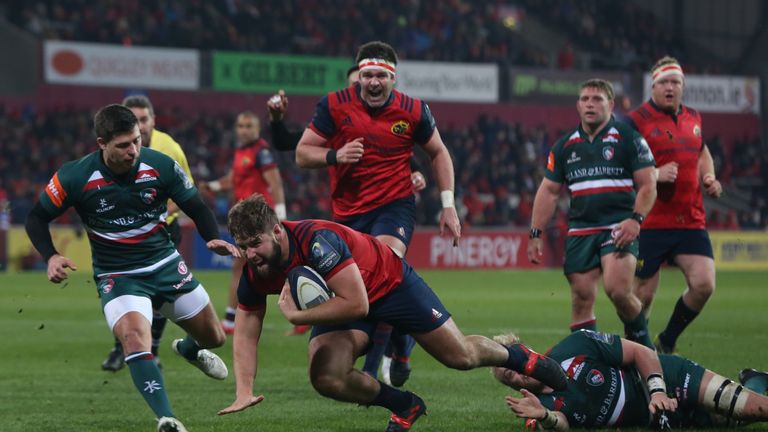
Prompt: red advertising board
<box><xmin>405</xmin><ymin>228</ymin><xmax>545</xmax><ymax>269</ymax></box>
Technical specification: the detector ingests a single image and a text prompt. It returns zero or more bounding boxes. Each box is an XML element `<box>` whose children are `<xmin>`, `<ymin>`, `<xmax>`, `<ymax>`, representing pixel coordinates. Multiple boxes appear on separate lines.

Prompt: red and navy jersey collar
<box><xmin>647</xmin><ymin>98</ymin><xmax>683</xmax><ymax>121</ymax></box>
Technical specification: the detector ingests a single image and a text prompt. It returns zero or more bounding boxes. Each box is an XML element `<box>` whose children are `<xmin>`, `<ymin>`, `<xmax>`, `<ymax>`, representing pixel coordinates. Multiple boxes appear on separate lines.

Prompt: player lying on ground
<box><xmin>492</xmin><ymin>330</ymin><xmax>768</xmax><ymax>429</ymax></box>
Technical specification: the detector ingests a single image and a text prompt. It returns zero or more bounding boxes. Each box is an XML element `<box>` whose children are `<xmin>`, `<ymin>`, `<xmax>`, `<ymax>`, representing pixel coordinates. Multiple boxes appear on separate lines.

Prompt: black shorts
<box><xmin>635</xmin><ymin>229</ymin><xmax>713</xmax><ymax>279</ymax></box>
<box><xmin>310</xmin><ymin>261</ymin><xmax>451</xmax><ymax>340</ymax></box>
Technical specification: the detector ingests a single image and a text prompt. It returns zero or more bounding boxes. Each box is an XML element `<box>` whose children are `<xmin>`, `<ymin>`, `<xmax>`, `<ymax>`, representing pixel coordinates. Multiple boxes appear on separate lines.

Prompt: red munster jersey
<box><xmin>627</xmin><ymin>100</ymin><xmax>705</xmax><ymax>229</ymax></box>
<box><xmin>309</xmin><ymin>84</ymin><xmax>436</xmax><ymax>219</ymax></box>
<box><xmin>237</xmin><ymin>219</ymin><xmax>404</xmax><ymax>310</ymax></box>
<box><xmin>232</xmin><ymin>138</ymin><xmax>277</xmax><ymax>204</ymax></box>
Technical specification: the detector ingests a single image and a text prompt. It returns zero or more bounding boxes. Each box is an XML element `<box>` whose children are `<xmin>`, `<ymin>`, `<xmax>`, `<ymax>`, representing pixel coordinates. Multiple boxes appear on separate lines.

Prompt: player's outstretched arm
<box><xmin>219</xmin><ymin>305</ymin><xmax>267</xmax><ymax>415</ymax></box>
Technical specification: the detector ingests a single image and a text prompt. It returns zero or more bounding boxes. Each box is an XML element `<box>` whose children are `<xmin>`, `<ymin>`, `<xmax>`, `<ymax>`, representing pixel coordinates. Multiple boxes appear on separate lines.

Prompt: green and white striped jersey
<box><xmin>39</xmin><ymin>147</ymin><xmax>197</xmax><ymax>275</ymax></box>
<box><xmin>544</xmin><ymin>118</ymin><xmax>654</xmax><ymax>235</ymax></box>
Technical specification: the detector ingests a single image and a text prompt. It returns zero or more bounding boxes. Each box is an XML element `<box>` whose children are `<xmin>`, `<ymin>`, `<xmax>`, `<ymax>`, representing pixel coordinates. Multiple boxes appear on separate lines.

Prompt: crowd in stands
<box><xmin>4</xmin><ymin>0</ymin><xmax>548</xmax><ymax>67</ymax></box>
<box><xmin>1</xmin><ymin>104</ymin><xmax>765</xmax><ymax>232</ymax></box>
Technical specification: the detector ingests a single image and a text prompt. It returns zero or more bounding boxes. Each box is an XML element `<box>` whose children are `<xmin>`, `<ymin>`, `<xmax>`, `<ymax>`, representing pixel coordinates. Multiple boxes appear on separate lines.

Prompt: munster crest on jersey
<box><xmin>391</xmin><ymin>120</ymin><xmax>410</xmax><ymax>136</ymax></box>
<box><xmin>693</xmin><ymin>124</ymin><xmax>702</xmax><ymax>137</ymax></box>
<box><xmin>140</xmin><ymin>188</ymin><xmax>158</xmax><ymax>205</ymax></box>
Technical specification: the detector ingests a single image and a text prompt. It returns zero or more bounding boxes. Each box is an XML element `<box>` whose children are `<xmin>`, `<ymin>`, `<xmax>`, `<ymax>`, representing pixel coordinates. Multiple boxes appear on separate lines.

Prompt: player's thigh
<box><xmin>165</xmin><ymin>286</ymin><xmax>224</xmax><ymax>346</ymax></box>
<box><xmin>410</xmin><ymin>318</ymin><xmax>472</xmax><ymax>363</ymax></box>
<box><xmin>601</xmin><ymin>251</ymin><xmax>637</xmax><ymax>295</ymax></box>
<box><xmin>566</xmin><ymin>267</ymin><xmax>601</xmax><ymax>301</ymax></box>
<box><xmin>309</xmin><ymin>329</ymin><xmax>370</xmax><ymax>377</ymax></box>
<box><xmin>675</xmin><ymin>254</ymin><xmax>715</xmax><ymax>290</ymax></box>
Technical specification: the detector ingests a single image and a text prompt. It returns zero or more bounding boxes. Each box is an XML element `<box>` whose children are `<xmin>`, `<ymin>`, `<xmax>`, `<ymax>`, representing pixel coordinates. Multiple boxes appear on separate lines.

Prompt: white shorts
<box><xmin>103</xmin><ymin>284</ymin><xmax>211</xmax><ymax>331</ymax></box>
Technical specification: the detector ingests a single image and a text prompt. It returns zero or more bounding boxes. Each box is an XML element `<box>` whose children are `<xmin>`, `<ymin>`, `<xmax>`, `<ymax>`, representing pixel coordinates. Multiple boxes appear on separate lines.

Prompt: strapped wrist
<box><xmin>440</xmin><ymin>190</ymin><xmax>455</xmax><ymax>208</ymax></box>
<box><xmin>647</xmin><ymin>373</ymin><xmax>667</xmax><ymax>395</ymax></box>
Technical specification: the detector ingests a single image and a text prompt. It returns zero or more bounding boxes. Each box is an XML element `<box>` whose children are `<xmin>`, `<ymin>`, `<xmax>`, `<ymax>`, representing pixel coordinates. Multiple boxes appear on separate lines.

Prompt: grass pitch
<box><xmin>1</xmin><ymin>269</ymin><xmax>765</xmax><ymax>431</ymax></box>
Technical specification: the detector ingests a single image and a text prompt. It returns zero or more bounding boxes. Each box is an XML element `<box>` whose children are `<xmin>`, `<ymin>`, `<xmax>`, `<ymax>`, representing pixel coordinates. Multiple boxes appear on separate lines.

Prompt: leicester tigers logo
<box><xmin>602</xmin><ymin>146</ymin><xmax>614</xmax><ymax>161</ymax></box>
<box><xmin>391</xmin><ymin>120</ymin><xmax>410</xmax><ymax>136</ymax></box>
<box><xmin>587</xmin><ymin>369</ymin><xmax>605</xmax><ymax>386</ymax></box>
<box><xmin>140</xmin><ymin>188</ymin><xmax>157</xmax><ymax>205</ymax></box>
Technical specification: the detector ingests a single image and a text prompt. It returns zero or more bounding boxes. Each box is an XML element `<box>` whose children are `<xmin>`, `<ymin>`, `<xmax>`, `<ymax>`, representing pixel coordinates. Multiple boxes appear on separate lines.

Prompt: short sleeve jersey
<box><xmin>233</xmin><ymin>138</ymin><xmax>278</xmax><ymax>204</ymax></box>
<box><xmin>627</xmin><ymin>101</ymin><xmax>705</xmax><ymax>229</ymax></box>
<box><xmin>149</xmin><ymin>128</ymin><xmax>194</xmax><ymax>224</ymax></box>
<box><xmin>544</xmin><ymin>118</ymin><xmax>655</xmax><ymax>235</ymax></box>
<box><xmin>538</xmin><ymin>330</ymin><xmax>650</xmax><ymax>428</ymax></box>
<box><xmin>38</xmin><ymin>147</ymin><xmax>197</xmax><ymax>275</ymax></box>
<box><xmin>237</xmin><ymin>219</ymin><xmax>404</xmax><ymax>309</ymax></box>
<box><xmin>308</xmin><ymin>84</ymin><xmax>436</xmax><ymax>219</ymax></box>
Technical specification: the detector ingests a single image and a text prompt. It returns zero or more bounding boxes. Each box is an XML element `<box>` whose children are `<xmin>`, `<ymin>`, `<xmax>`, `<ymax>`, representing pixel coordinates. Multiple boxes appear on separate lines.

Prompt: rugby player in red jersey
<box><xmin>627</xmin><ymin>57</ymin><xmax>722</xmax><ymax>354</ymax></box>
<box><xmin>217</xmin><ymin>195</ymin><xmax>567</xmax><ymax>431</ymax></box>
<box><xmin>200</xmin><ymin>112</ymin><xmax>288</xmax><ymax>335</ymax></box>
<box><xmin>295</xmin><ymin>41</ymin><xmax>458</xmax><ymax>384</ymax></box>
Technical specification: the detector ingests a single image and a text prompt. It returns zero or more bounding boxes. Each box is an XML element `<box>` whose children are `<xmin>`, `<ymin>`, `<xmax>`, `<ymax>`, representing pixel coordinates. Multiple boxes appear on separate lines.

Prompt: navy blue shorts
<box><xmin>311</xmin><ymin>261</ymin><xmax>451</xmax><ymax>340</ymax></box>
<box><xmin>336</xmin><ymin>195</ymin><xmax>416</xmax><ymax>247</ymax></box>
<box><xmin>636</xmin><ymin>229</ymin><xmax>714</xmax><ymax>278</ymax></box>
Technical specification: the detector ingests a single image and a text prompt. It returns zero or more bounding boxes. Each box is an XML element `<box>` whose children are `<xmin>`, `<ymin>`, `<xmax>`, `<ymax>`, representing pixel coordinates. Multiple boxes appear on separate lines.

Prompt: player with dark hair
<box><xmin>101</xmin><ymin>94</ymin><xmax>196</xmax><ymax>372</ymax></box>
<box><xmin>25</xmin><ymin>104</ymin><xmax>239</xmax><ymax>432</ymax></box>
<box><xmin>494</xmin><ymin>330</ymin><xmax>768</xmax><ymax>430</ymax></box>
<box><xmin>528</xmin><ymin>79</ymin><xmax>657</xmax><ymax>348</ymax></box>
<box><xmin>217</xmin><ymin>195</ymin><xmax>567</xmax><ymax>432</ymax></box>
<box><xmin>294</xmin><ymin>41</ymin><xmax>456</xmax><ymax>385</ymax></box>
<box><xmin>627</xmin><ymin>56</ymin><xmax>723</xmax><ymax>354</ymax></box>
<box><xmin>199</xmin><ymin>111</ymin><xmax>287</xmax><ymax>335</ymax></box>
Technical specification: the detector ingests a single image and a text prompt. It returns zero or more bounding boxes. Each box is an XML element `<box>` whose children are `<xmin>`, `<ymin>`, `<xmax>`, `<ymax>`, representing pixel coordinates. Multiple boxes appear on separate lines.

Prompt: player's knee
<box><xmin>691</xmin><ymin>279</ymin><xmax>715</xmax><ymax>299</ymax></box>
<box><xmin>310</xmin><ymin>372</ymin><xmax>346</xmax><ymax>399</ymax></box>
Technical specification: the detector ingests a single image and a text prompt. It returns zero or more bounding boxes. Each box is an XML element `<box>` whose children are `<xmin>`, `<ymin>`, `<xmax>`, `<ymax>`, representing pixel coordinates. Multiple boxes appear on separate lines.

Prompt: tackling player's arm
<box><xmin>620</xmin><ymin>339</ymin><xmax>678</xmax><ymax>415</ymax></box>
<box><xmin>527</xmin><ymin>178</ymin><xmax>562</xmax><ymax>264</ymax></box>
<box><xmin>698</xmin><ymin>145</ymin><xmax>722</xmax><ymax>198</ymax></box>
<box><xmin>278</xmin><ymin>263</ymin><xmax>369</xmax><ymax>325</ymax></box>
<box><xmin>218</xmin><ymin>301</ymin><xmax>266</xmax><ymax>415</ymax></box>
<box><xmin>505</xmin><ymin>389</ymin><xmax>570</xmax><ymax>431</ymax></box>
<box><xmin>176</xmin><ymin>193</ymin><xmax>240</xmax><ymax>257</ymax></box>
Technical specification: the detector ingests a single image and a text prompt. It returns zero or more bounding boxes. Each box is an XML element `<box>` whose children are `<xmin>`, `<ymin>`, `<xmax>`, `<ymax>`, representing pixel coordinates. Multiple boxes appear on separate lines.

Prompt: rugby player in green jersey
<box><xmin>494</xmin><ymin>330</ymin><xmax>768</xmax><ymax>429</ymax></box>
<box><xmin>528</xmin><ymin>79</ymin><xmax>657</xmax><ymax>348</ymax></box>
<box><xmin>25</xmin><ymin>104</ymin><xmax>240</xmax><ymax>432</ymax></box>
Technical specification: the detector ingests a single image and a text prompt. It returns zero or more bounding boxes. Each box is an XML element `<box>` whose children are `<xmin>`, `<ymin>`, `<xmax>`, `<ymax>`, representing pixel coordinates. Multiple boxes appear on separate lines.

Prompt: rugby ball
<box><xmin>288</xmin><ymin>266</ymin><xmax>333</xmax><ymax>310</ymax></box>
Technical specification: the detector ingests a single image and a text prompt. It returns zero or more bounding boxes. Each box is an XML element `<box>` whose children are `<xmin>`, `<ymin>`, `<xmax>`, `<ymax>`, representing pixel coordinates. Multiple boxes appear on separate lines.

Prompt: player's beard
<box><xmin>251</xmin><ymin>239</ymin><xmax>283</xmax><ymax>278</ymax></box>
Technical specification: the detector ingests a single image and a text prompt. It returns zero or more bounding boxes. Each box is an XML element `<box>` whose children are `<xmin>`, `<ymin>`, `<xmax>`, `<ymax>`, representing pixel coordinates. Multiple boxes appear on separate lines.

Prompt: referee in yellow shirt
<box><xmin>101</xmin><ymin>95</ymin><xmax>196</xmax><ymax>371</ymax></box>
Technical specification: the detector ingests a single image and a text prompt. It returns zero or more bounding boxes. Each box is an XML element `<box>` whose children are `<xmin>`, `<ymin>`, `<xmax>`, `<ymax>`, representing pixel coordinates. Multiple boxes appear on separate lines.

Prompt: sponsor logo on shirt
<box><xmin>45</xmin><ymin>173</ymin><xmax>67</xmax><ymax>207</ymax></box>
<box><xmin>96</xmin><ymin>198</ymin><xmax>116</xmax><ymax>213</ymax></box>
<box><xmin>567</xmin><ymin>151</ymin><xmax>581</xmax><ymax>164</ymax></box>
<box><xmin>693</xmin><ymin>124</ymin><xmax>702</xmax><ymax>137</ymax></box>
<box><xmin>547</xmin><ymin>151</ymin><xmax>555</xmax><ymax>172</ymax></box>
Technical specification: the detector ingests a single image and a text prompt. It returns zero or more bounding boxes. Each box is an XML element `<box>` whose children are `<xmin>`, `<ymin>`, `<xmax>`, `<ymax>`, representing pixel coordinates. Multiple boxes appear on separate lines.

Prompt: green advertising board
<box><xmin>213</xmin><ymin>52</ymin><xmax>351</xmax><ymax>95</ymax></box>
